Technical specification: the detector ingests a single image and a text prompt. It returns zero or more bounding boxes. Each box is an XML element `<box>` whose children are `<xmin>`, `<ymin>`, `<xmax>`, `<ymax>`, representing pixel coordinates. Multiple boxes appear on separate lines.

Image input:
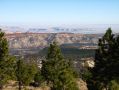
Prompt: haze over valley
<box><xmin>1</xmin><ymin>24</ymin><xmax>119</xmax><ymax>34</ymax></box>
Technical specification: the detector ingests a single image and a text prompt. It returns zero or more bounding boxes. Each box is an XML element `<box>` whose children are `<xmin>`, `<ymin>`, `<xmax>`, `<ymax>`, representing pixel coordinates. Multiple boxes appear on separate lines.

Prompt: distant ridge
<box><xmin>0</xmin><ymin>24</ymin><xmax>119</xmax><ymax>34</ymax></box>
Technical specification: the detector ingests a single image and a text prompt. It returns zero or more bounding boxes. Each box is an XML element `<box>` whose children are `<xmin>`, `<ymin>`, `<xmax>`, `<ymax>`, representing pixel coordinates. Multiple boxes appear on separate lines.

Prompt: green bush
<box><xmin>109</xmin><ymin>80</ymin><xmax>119</xmax><ymax>90</ymax></box>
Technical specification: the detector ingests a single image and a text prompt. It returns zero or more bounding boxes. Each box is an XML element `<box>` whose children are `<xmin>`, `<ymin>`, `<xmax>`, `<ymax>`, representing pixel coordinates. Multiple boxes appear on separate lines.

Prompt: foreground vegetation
<box><xmin>0</xmin><ymin>29</ymin><xmax>79</xmax><ymax>90</ymax></box>
<box><xmin>86</xmin><ymin>28</ymin><xmax>119</xmax><ymax>90</ymax></box>
<box><xmin>0</xmin><ymin>28</ymin><xmax>119</xmax><ymax>90</ymax></box>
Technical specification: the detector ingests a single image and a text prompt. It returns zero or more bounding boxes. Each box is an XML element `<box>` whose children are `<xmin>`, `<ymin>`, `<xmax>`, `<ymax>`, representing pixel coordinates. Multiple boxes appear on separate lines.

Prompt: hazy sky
<box><xmin>0</xmin><ymin>0</ymin><xmax>119</xmax><ymax>26</ymax></box>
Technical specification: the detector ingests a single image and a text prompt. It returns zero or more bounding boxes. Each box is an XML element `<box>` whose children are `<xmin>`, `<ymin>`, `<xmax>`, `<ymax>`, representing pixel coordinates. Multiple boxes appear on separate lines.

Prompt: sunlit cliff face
<box><xmin>5</xmin><ymin>33</ymin><xmax>100</xmax><ymax>49</ymax></box>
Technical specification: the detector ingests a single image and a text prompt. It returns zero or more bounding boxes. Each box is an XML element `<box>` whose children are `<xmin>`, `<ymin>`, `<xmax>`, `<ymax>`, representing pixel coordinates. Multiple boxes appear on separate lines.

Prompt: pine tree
<box><xmin>16</xmin><ymin>58</ymin><xmax>38</xmax><ymax>90</ymax></box>
<box><xmin>41</xmin><ymin>42</ymin><xmax>79</xmax><ymax>90</ymax></box>
<box><xmin>0</xmin><ymin>29</ymin><xmax>16</xmax><ymax>90</ymax></box>
<box><xmin>16</xmin><ymin>59</ymin><xmax>23</xmax><ymax>90</ymax></box>
<box><xmin>87</xmin><ymin>28</ymin><xmax>119</xmax><ymax>90</ymax></box>
<box><xmin>34</xmin><ymin>70</ymin><xmax>44</xmax><ymax>86</ymax></box>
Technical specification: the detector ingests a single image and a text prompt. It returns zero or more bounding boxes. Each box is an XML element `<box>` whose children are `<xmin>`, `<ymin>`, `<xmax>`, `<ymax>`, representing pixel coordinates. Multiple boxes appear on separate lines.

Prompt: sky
<box><xmin>0</xmin><ymin>0</ymin><xmax>119</xmax><ymax>27</ymax></box>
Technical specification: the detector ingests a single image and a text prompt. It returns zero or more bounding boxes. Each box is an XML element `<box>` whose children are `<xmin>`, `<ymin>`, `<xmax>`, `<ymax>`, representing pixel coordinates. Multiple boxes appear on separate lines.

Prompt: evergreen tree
<box><xmin>34</xmin><ymin>70</ymin><xmax>44</xmax><ymax>87</ymax></box>
<box><xmin>16</xmin><ymin>58</ymin><xmax>38</xmax><ymax>90</ymax></box>
<box><xmin>0</xmin><ymin>29</ymin><xmax>16</xmax><ymax>90</ymax></box>
<box><xmin>41</xmin><ymin>42</ymin><xmax>79</xmax><ymax>90</ymax></box>
<box><xmin>16</xmin><ymin>59</ymin><xmax>23</xmax><ymax>90</ymax></box>
<box><xmin>87</xmin><ymin>28</ymin><xmax>119</xmax><ymax>90</ymax></box>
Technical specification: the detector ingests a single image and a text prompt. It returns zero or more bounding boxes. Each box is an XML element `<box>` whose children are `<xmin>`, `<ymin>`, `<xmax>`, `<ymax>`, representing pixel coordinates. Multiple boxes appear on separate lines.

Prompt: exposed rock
<box><xmin>77</xmin><ymin>79</ymin><xmax>88</xmax><ymax>90</ymax></box>
<box><xmin>5</xmin><ymin>33</ymin><xmax>100</xmax><ymax>49</ymax></box>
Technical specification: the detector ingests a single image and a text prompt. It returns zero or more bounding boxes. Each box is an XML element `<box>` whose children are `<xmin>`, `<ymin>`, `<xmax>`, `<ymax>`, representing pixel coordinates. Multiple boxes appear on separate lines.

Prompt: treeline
<box><xmin>40</xmin><ymin>46</ymin><xmax>95</xmax><ymax>59</ymax></box>
<box><xmin>0</xmin><ymin>28</ymin><xmax>119</xmax><ymax>90</ymax></box>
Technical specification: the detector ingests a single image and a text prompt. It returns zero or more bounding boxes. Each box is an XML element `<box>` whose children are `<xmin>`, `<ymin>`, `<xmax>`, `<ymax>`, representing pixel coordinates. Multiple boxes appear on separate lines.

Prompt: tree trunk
<box><xmin>0</xmin><ymin>84</ymin><xmax>3</xmax><ymax>90</ymax></box>
<box><xmin>18</xmin><ymin>81</ymin><xmax>22</xmax><ymax>90</ymax></box>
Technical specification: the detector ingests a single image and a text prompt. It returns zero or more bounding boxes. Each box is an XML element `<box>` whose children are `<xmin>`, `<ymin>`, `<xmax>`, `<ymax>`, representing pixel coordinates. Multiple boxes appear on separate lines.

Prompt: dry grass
<box><xmin>77</xmin><ymin>79</ymin><xmax>88</xmax><ymax>90</ymax></box>
<box><xmin>3</xmin><ymin>79</ymin><xmax>87</xmax><ymax>90</ymax></box>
